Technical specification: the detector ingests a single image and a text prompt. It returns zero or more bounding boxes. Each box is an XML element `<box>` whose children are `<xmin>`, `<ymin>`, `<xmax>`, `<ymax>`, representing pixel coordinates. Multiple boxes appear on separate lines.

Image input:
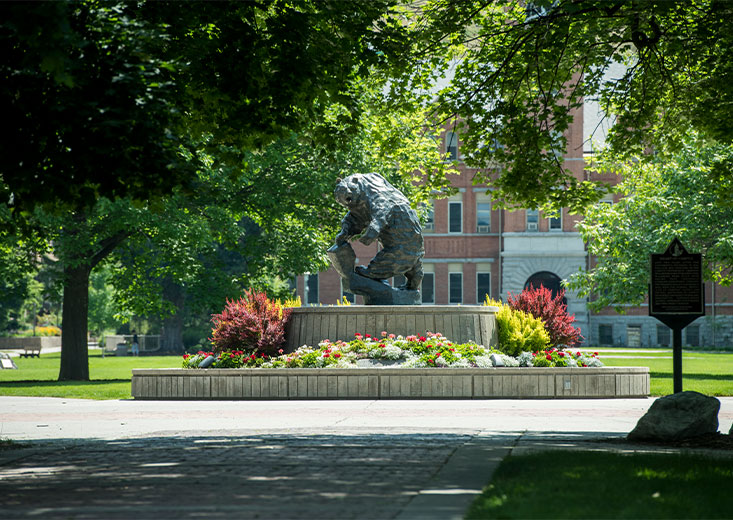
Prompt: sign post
<box><xmin>649</xmin><ymin>238</ymin><xmax>705</xmax><ymax>393</ymax></box>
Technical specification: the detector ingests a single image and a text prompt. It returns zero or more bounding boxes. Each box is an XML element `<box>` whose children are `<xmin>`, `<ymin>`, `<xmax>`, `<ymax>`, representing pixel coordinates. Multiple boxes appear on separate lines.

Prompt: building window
<box><xmin>477</xmin><ymin>272</ymin><xmax>491</xmax><ymax>304</ymax></box>
<box><xmin>305</xmin><ymin>274</ymin><xmax>319</xmax><ymax>305</ymax></box>
<box><xmin>476</xmin><ymin>202</ymin><xmax>491</xmax><ymax>233</ymax></box>
<box><xmin>686</xmin><ymin>325</ymin><xmax>700</xmax><ymax>347</ymax></box>
<box><xmin>445</xmin><ymin>131</ymin><xmax>458</xmax><ymax>161</ymax></box>
<box><xmin>627</xmin><ymin>325</ymin><xmax>641</xmax><ymax>348</ymax></box>
<box><xmin>657</xmin><ymin>325</ymin><xmax>670</xmax><ymax>347</ymax></box>
<box><xmin>449</xmin><ymin>272</ymin><xmax>463</xmax><ymax>304</ymax></box>
<box><xmin>526</xmin><ymin>209</ymin><xmax>539</xmax><ymax>231</ymax></box>
<box><xmin>449</xmin><ymin>201</ymin><xmax>462</xmax><ymax>233</ymax></box>
<box><xmin>549</xmin><ymin>211</ymin><xmax>562</xmax><ymax>231</ymax></box>
<box><xmin>598</xmin><ymin>324</ymin><xmax>613</xmax><ymax>346</ymax></box>
<box><xmin>421</xmin><ymin>273</ymin><xmax>435</xmax><ymax>304</ymax></box>
<box><xmin>422</xmin><ymin>202</ymin><xmax>435</xmax><ymax>232</ymax></box>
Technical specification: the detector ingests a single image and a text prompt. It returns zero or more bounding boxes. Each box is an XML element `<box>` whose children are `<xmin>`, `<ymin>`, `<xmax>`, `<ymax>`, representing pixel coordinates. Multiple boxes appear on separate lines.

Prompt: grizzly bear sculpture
<box><xmin>328</xmin><ymin>173</ymin><xmax>424</xmax><ymax>305</ymax></box>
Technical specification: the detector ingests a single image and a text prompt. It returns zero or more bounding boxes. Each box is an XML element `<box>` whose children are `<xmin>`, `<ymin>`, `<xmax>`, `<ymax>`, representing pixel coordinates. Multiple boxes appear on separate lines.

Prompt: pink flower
<box><xmin>381</xmin><ymin>331</ymin><xmax>387</xmax><ymax>337</ymax></box>
<box><xmin>278</xmin><ymin>349</ymin><xmax>284</xmax><ymax>354</ymax></box>
<box><xmin>388</xmin><ymin>334</ymin><xmax>395</xmax><ymax>339</ymax></box>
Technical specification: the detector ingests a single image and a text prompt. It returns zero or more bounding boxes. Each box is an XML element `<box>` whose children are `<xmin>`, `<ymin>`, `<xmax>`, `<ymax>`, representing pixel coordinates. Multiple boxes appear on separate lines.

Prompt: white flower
<box><xmin>435</xmin><ymin>356</ymin><xmax>449</xmax><ymax>367</ymax></box>
<box><xmin>451</xmin><ymin>358</ymin><xmax>472</xmax><ymax>368</ymax></box>
<box><xmin>383</xmin><ymin>345</ymin><xmax>403</xmax><ymax>360</ymax></box>
<box><xmin>473</xmin><ymin>355</ymin><xmax>494</xmax><ymax>368</ymax></box>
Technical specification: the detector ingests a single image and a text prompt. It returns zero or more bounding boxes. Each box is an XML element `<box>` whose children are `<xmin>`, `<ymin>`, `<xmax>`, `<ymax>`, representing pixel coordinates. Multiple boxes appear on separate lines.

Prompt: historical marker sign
<box><xmin>650</xmin><ymin>238</ymin><xmax>704</xmax><ymax>316</ymax></box>
<box><xmin>648</xmin><ymin>237</ymin><xmax>705</xmax><ymax>394</ymax></box>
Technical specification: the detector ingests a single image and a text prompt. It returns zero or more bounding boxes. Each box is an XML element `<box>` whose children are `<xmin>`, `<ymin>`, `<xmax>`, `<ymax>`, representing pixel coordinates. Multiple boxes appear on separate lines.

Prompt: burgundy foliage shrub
<box><xmin>210</xmin><ymin>290</ymin><xmax>292</xmax><ymax>356</ymax></box>
<box><xmin>507</xmin><ymin>285</ymin><xmax>583</xmax><ymax>348</ymax></box>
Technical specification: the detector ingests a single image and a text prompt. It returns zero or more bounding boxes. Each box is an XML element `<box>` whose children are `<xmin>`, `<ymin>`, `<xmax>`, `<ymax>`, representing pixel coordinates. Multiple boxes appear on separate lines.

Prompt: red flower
<box><xmin>323</xmin><ymin>353</ymin><xmax>330</xmax><ymax>358</ymax></box>
<box><xmin>379</xmin><ymin>343</ymin><xmax>385</xmax><ymax>348</ymax></box>
<box><xmin>419</xmin><ymin>336</ymin><xmax>427</xmax><ymax>342</ymax></box>
<box><xmin>428</xmin><ymin>358</ymin><xmax>435</xmax><ymax>364</ymax></box>
<box><xmin>183</xmin><ymin>354</ymin><xmax>190</xmax><ymax>359</ymax></box>
<box><xmin>594</xmin><ymin>352</ymin><xmax>599</xmax><ymax>356</ymax></box>
<box><xmin>334</xmin><ymin>353</ymin><xmax>341</xmax><ymax>359</ymax></box>
<box><xmin>355</xmin><ymin>333</ymin><xmax>362</xmax><ymax>338</ymax></box>
<box><xmin>436</xmin><ymin>352</ymin><xmax>441</xmax><ymax>357</ymax></box>
<box><xmin>546</xmin><ymin>355</ymin><xmax>553</xmax><ymax>361</ymax></box>
<box><xmin>558</xmin><ymin>352</ymin><xmax>565</xmax><ymax>357</ymax></box>
<box><xmin>365</xmin><ymin>334</ymin><xmax>371</xmax><ymax>338</ymax></box>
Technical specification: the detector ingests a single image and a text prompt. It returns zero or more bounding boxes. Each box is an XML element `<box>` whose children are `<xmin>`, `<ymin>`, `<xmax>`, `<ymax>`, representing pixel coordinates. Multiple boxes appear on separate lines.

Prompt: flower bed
<box><xmin>182</xmin><ymin>332</ymin><xmax>604</xmax><ymax>370</ymax></box>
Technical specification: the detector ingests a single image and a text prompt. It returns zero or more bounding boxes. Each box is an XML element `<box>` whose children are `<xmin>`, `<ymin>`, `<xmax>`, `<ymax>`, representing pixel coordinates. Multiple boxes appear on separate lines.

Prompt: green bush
<box><xmin>490</xmin><ymin>299</ymin><xmax>550</xmax><ymax>356</ymax></box>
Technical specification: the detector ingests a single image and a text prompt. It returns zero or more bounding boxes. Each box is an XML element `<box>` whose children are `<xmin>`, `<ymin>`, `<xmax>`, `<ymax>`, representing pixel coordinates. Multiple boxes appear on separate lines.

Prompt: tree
<box><xmin>567</xmin><ymin>134</ymin><xmax>733</xmax><ymax>311</ymax></box>
<box><xmin>0</xmin><ymin>1</ymin><xmax>421</xmax><ymax>379</ymax></box>
<box><xmin>0</xmin><ymin>0</ymin><xmax>400</xmax><ymax>215</ymax></box>
<box><xmin>379</xmin><ymin>0</ymin><xmax>733</xmax><ymax>211</ymax></box>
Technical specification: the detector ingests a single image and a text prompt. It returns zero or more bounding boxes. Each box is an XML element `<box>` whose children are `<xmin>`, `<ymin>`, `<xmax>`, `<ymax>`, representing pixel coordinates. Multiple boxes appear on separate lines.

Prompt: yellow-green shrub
<box><xmin>485</xmin><ymin>297</ymin><xmax>550</xmax><ymax>356</ymax></box>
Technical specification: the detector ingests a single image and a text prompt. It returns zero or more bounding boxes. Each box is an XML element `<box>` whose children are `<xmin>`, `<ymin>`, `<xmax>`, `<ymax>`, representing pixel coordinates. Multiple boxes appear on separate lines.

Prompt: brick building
<box><xmin>295</xmin><ymin>104</ymin><xmax>733</xmax><ymax>348</ymax></box>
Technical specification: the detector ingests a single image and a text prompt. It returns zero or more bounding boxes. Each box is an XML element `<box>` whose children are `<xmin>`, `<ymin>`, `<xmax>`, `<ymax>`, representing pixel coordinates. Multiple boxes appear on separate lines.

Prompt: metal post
<box><xmin>673</xmin><ymin>327</ymin><xmax>683</xmax><ymax>393</ymax></box>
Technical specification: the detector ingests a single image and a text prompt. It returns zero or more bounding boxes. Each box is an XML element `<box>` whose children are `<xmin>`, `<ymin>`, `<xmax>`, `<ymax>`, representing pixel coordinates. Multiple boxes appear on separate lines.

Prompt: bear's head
<box><xmin>334</xmin><ymin>174</ymin><xmax>366</xmax><ymax>209</ymax></box>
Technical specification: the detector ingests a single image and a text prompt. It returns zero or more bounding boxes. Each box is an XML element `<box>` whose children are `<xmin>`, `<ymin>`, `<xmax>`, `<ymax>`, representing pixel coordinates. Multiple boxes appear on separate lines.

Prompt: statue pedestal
<box><xmin>285</xmin><ymin>305</ymin><xmax>499</xmax><ymax>351</ymax></box>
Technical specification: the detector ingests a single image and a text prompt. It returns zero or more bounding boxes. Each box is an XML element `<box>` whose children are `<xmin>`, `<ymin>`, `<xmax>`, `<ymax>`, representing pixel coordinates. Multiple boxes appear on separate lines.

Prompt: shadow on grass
<box><xmin>650</xmin><ymin>372</ymin><xmax>733</xmax><ymax>381</ymax></box>
<box><xmin>0</xmin><ymin>379</ymin><xmax>130</xmax><ymax>388</ymax></box>
<box><xmin>466</xmin><ymin>448</ymin><xmax>733</xmax><ymax>519</ymax></box>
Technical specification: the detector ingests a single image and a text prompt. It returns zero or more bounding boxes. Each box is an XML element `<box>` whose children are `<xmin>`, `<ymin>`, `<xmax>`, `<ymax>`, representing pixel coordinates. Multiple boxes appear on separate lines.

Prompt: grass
<box><xmin>1</xmin><ymin>348</ymin><xmax>732</xmax><ymax>399</ymax></box>
<box><xmin>466</xmin><ymin>450</ymin><xmax>733</xmax><ymax>519</ymax></box>
<box><xmin>600</xmin><ymin>349</ymin><xmax>733</xmax><ymax>396</ymax></box>
<box><xmin>0</xmin><ymin>350</ymin><xmax>181</xmax><ymax>400</ymax></box>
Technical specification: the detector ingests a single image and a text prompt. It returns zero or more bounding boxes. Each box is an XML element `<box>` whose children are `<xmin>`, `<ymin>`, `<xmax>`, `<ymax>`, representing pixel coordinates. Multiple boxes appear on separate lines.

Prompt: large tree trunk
<box><xmin>58</xmin><ymin>264</ymin><xmax>91</xmax><ymax>381</ymax></box>
<box><xmin>161</xmin><ymin>279</ymin><xmax>185</xmax><ymax>352</ymax></box>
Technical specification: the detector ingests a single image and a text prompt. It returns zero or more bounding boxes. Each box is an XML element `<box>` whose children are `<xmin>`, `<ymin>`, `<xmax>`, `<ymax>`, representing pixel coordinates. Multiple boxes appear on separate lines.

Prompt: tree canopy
<box><xmin>568</xmin><ymin>134</ymin><xmax>733</xmax><ymax>311</ymax></box>
<box><xmin>0</xmin><ymin>0</ymin><xmax>397</xmax><ymax>216</ymax></box>
<box><xmin>380</xmin><ymin>0</ymin><xmax>733</xmax><ymax>210</ymax></box>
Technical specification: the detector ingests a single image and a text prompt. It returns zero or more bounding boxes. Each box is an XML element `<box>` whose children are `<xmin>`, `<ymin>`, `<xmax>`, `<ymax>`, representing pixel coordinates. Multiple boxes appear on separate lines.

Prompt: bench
<box><xmin>19</xmin><ymin>346</ymin><xmax>41</xmax><ymax>358</ymax></box>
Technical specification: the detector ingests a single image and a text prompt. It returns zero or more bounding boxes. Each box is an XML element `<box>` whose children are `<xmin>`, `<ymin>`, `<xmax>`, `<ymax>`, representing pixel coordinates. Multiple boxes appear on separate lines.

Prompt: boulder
<box><xmin>628</xmin><ymin>391</ymin><xmax>720</xmax><ymax>442</ymax></box>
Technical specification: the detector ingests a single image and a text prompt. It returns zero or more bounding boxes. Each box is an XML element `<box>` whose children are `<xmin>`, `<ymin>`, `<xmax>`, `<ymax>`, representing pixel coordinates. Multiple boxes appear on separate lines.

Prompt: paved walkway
<box><xmin>1</xmin><ymin>397</ymin><xmax>732</xmax><ymax>519</ymax></box>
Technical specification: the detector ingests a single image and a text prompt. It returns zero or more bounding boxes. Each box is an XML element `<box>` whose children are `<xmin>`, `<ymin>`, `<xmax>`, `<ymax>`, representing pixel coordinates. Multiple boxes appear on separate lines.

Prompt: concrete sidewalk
<box><xmin>1</xmin><ymin>397</ymin><xmax>732</xmax><ymax>519</ymax></box>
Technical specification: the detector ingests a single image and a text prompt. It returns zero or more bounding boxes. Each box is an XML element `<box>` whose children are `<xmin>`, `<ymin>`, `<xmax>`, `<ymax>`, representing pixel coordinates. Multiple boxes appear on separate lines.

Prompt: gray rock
<box><xmin>628</xmin><ymin>391</ymin><xmax>720</xmax><ymax>442</ymax></box>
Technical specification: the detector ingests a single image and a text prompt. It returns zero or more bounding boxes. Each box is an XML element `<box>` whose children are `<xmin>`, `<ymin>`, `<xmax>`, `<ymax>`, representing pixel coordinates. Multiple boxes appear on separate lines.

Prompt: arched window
<box><xmin>524</xmin><ymin>271</ymin><xmax>563</xmax><ymax>300</ymax></box>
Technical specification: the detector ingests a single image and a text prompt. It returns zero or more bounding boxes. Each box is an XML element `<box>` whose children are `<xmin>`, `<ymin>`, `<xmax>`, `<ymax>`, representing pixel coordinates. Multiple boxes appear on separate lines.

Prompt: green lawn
<box><xmin>0</xmin><ymin>351</ymin><xmax>181</xmax><ymax>399</ymax></box>
<box><xmin>2</xmin><ymin>348</ymin><xmax>732</xmax><ymax>399</ymax></box>
<box><xmin>466</xmin><ymin>450</ymin><xmax>733</xmax><ymax>519</ymax></box>
<box><xmin>600</xmin><ymin>349</ymin><xmax>733</xmax><ymax>396</ymax></box>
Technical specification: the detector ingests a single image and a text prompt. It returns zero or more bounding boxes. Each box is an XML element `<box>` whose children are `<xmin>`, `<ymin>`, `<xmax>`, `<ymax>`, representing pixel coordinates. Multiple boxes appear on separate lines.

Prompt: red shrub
<box><xmin>210</xmin><ymin>290</ymin><xmax>291</xmax><ymax>356</ymax></box>
<box><xmin>507</xmin><ymin>285</ymin><xmax>583</xmax><ymax>348</ymax></box>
